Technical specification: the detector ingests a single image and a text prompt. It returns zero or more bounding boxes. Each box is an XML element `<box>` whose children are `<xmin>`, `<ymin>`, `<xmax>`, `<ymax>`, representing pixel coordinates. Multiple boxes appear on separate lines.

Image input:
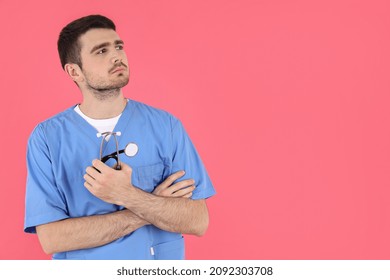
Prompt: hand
<box><xmin>84</xmin><ymin>160</ymin><xmax>134</xmax><ymax>205</ymax></box>
<box><xmin>153</xmin><ymin>171</ymin><xmax>196</xmax><ymax>198</ymax></box>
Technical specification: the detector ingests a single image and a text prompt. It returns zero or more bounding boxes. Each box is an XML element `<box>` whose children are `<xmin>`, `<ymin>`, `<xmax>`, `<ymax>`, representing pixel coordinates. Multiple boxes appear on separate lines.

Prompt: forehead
<box><xmin>79</xmin><ymin>28</ymin><xmax>122</xmax><ymax>52</ymax></box>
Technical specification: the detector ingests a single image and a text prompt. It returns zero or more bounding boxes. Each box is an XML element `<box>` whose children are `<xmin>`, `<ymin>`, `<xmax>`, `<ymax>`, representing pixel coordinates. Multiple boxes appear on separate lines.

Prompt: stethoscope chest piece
<box><xmin>125</xmin><ymin>142</ymin><xmax>139</xmax><ymax>157</ymax></box>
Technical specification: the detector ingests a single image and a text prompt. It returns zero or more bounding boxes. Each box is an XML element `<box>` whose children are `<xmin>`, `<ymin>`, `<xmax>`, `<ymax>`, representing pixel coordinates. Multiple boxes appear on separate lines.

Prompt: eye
<box><xmin>116</xmin><ymin>45</ymin><xmax>124</xmax><ymax>50</ymax></box>
<box><xmin>97</xmin><ymin>48</ymin><xmax>107</xmax><ymax>54</ymax></box>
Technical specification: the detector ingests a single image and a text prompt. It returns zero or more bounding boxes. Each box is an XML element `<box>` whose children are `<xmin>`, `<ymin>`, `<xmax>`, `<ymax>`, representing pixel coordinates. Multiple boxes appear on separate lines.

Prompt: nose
<box><xmin>113</xmin><ymin>57</ymin><xmax>122</xmax><ymax>64</ymax></box>
<box><xmin>111</xmin><ymin>48</ymin><xmax>127</xmax><ymax>65</ymax></box>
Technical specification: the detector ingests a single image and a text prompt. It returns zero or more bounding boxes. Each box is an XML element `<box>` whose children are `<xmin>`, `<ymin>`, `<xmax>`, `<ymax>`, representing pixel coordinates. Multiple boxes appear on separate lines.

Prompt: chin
<box><xmin>108</xmin><ymin>77</ymin><xmax>130</xmax><ymax>89</ymax></box>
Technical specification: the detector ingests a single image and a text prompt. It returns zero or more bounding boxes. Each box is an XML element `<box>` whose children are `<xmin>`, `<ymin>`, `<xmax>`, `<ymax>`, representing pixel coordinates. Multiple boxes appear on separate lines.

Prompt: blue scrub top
<box><xmin>24</xmin><ymin>99</ymin><xmax>215</xmax><ymax>259</ymax></box>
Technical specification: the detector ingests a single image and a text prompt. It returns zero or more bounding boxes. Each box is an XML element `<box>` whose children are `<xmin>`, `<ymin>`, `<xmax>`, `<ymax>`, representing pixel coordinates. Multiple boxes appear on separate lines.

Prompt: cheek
<box><xmin>83</xmin><ymin>63</ymin><xmax>105</xmax><ymax>77</ymax></box>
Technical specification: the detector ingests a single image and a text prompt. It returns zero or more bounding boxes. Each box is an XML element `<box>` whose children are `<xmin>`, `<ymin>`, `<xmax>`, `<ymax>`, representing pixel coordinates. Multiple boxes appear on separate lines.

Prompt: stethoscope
<box><xmin>97</xmin><ymin>131</ymin><xmax>139</xmax><ymax>170</ymax></box>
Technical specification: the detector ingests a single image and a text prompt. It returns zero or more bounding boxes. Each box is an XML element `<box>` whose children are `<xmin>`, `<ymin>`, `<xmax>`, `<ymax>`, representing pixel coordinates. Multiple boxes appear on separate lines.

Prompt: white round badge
<box><xmin>124</xmin><ymin>142</ymin><xmax>139</xmax><ymax>157</ymax></box>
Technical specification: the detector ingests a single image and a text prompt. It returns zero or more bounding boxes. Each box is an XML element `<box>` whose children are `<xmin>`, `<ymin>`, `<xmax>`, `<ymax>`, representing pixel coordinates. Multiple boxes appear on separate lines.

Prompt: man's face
<box><xmin>78</xmin><ymin>28</ymin><xmax>130</xmax><ymax>93</ymax></box>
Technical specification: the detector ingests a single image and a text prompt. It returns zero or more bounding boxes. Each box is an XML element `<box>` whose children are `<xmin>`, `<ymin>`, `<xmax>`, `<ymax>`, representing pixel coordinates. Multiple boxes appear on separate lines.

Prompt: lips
<box><xmin>110</xmin><ymin>62</ymin><xmax>128</xmax><ymax>74</ymax></box>
<box><xmin>111</xmin><ymin>67</ymin><xmax>126</xmax><ymax>73</ymax></box>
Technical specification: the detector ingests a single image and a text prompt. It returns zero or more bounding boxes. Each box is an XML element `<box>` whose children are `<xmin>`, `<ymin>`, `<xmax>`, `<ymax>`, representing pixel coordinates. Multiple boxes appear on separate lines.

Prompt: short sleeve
<box><xmin>24</xmin><ymin>125</ymin><xmax>69</xmax><ymax>233</ymax></box>
<box><xmin>170</xmin><ymin>118</ymin><xmax>216</xmax><ymax>200</ymax></box>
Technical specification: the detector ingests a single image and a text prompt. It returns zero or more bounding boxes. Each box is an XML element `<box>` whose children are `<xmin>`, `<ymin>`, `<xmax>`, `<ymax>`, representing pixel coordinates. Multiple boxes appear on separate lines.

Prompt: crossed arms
<box><xmin>36</xmin><ymin>160</ymin><xmax>209</xmax><ymax>255</ymax></box>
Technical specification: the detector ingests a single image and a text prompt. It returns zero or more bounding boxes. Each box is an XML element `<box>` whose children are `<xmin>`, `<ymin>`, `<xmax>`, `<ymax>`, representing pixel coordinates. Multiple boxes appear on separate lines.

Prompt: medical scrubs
<box><xmin>24</xmin><ymin>99</ymin><xmax>215</xmax><ymax>259</ymax></box>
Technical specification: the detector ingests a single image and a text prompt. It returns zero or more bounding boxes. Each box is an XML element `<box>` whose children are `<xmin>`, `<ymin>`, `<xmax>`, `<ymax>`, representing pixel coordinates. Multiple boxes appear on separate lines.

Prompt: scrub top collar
<box><xmin>69</xmin><ymin>99</ymin><xmax>136</xmax><ymax>156</ymax></box>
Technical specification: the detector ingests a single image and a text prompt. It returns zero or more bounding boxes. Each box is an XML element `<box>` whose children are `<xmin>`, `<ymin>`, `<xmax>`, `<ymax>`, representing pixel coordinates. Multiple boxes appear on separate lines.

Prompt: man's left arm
<box><xmin>84</xmin><ymin>160</ymin><xmax>209</xmax><ymax>236</ymax></box>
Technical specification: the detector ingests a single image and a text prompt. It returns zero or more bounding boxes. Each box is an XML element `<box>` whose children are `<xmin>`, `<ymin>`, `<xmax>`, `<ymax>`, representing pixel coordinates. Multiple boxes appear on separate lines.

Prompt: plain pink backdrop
<box><xmin>0</xmin><ymin>0</ymin><xmax>389</xmax><ymax>259</ymax></box>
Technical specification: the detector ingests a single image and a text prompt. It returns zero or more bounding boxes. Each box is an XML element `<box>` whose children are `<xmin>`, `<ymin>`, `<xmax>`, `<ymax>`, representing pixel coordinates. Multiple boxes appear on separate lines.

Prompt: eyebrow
<box><xmin>90</xmin><ymin>40</ymin><xmax>124</xmax><ymax>54</ymax></box>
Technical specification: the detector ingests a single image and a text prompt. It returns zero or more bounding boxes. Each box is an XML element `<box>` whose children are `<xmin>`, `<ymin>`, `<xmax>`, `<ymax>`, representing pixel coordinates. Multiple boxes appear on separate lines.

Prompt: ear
<box><xmin>64</xmin><ymin>63</ymin><xmax>84</xmax><ymax>83</ymax></box>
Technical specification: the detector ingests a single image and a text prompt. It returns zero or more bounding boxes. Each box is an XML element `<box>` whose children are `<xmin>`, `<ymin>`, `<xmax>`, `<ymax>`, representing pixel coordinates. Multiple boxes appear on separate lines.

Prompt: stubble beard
<box><xmin>84</xmin><ymin>73</ymin><xmax>130</xmax><ymax>101</ymax></box>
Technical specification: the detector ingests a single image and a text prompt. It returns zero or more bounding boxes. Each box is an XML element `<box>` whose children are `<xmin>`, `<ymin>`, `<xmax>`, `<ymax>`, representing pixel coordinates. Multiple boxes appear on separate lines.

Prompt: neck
<box><xmin>79</xmin><ymin>90</ymin><xmax>127</xmax><ymax>119</ymax></box>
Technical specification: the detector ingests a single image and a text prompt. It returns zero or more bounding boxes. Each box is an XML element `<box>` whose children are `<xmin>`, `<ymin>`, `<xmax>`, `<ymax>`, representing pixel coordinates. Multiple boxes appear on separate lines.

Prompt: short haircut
<box><xmin>57</xmin><ymin>14</ymin><xmax>116</xmax><ymax>69</ymax></box>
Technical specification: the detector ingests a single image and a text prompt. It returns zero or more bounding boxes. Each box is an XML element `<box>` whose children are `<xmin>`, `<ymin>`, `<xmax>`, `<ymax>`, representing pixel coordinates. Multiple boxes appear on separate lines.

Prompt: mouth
<box><xmin>110</xmin><ymin>62</ymin><xmax>128</xmax><ymax>74</ymax></box>
<box><xmin>111</xmin><ymin>67</ymin><xmax>126</xmax><ymax>74</ymax></box>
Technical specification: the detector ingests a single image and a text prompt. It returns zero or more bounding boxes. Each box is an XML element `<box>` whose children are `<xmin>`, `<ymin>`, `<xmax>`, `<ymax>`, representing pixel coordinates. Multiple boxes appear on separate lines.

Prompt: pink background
<box><xmin>1</xmin><ymin>0</ymin><xmax>389</xmax><ymax>259</ymax></box>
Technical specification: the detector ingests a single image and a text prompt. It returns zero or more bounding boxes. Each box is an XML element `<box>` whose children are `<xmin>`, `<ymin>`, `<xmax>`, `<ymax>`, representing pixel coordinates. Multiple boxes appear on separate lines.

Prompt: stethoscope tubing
<box><xmin>101</xmin><ymin>149</ymin><xmax>125</xmax><ymax>163</ymax></box>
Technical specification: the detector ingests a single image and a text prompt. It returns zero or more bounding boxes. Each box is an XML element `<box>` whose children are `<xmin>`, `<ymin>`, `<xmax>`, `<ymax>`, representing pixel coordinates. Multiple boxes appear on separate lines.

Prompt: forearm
<box><xmin>121</xmin><ymin>188</ymin><xmax>209</xmax><ymax>236</ymax></box>
<box><xmin>36</xmin><ymin>209</ymin><xmax>149</xmax><ymax>255</ymax></box>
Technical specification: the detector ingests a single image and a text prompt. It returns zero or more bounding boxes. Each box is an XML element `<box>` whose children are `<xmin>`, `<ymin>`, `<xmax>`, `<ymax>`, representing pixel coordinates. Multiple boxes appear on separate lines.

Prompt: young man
<box><xmin>24</xmin><ymin>15</ymin><xmax>215</xmax><ymax>260</ymax></box>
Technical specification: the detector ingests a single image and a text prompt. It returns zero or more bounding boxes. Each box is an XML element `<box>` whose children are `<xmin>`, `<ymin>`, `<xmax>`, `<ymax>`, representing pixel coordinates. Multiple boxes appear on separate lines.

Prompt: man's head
<box><xmin>58</xmin><ymin>15</ymin><xmax>129</xmax><ymax>97</ymax></box>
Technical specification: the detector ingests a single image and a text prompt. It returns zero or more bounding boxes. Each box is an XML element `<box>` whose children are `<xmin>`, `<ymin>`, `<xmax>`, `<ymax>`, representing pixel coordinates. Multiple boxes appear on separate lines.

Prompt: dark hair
<box><xmin>57</xmin><ymin>15</ymin><xmax>116</xmax><ymax>69</ymax></box>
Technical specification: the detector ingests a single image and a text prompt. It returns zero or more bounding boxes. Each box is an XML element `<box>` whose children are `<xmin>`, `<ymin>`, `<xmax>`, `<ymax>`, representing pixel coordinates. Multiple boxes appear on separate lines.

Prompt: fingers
<box><xmin>92</xmin><ymin>159</ymin><xmax>111</xmax><ymax>173</ymax></box>
<box><xmin>182</xmin><ymin>192</ymin><xmax>193</xmax><ymax>198</ymax></box>
<box><xmin>171</xmin><ymin>185</ymin><xmax>196</xmax><ymax>198</ymax></box>
<box><xmin>83</xmin><ymin>173</ymin><xmax>95</xmax><ymax>185</ymax></box>
<box><xmin>84</xmin><ymin>161</ymin><xmax>115</xmax><ymax>189</ymax></box>
<box><xmin>158</xmin><ymin>171</ymin><xmax>186</xmax><ymax>189</ymax></box>
<box><xmin>153</xmin><ymin>173</ymin><xmax>196</xmax><ymax>198</ymax></box>
<box><xmin>85</xmin><ymin>166</ymin><xmax>101</xmax><ymax>179</ymax></box>
<box><xmin>168</xmin><ymin>179</ymin><xmax>195</xmax><ymax>194</ymax></box>
<box><xmin>83</xmin><ymin>181</ymin><xmax>93</xmax><ymax>192</ymax></box>
<box><xmin>162</xmin><ymin>170</ymin><xmax>185</xmax><ymax>187</ymax></box>
<box><xmin>84</xmin><ymin>162</ymin><xmax>110</xmax><ymax>187</ymax></box>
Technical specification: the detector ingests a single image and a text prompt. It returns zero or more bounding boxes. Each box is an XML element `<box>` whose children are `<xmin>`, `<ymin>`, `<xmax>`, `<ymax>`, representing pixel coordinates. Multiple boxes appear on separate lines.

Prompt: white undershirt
<box><xmin>74</xmin><ymin>105</ymin><xmax>121</xmax><ymax>140</ymax></box>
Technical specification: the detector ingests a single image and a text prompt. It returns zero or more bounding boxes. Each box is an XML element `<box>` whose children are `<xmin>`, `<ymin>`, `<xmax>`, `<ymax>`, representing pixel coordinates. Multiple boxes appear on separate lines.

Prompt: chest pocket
<box><xmin>133</xmin><ymin>162</ymin><xmax>166</xmax><ymax>193</ymax></box>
